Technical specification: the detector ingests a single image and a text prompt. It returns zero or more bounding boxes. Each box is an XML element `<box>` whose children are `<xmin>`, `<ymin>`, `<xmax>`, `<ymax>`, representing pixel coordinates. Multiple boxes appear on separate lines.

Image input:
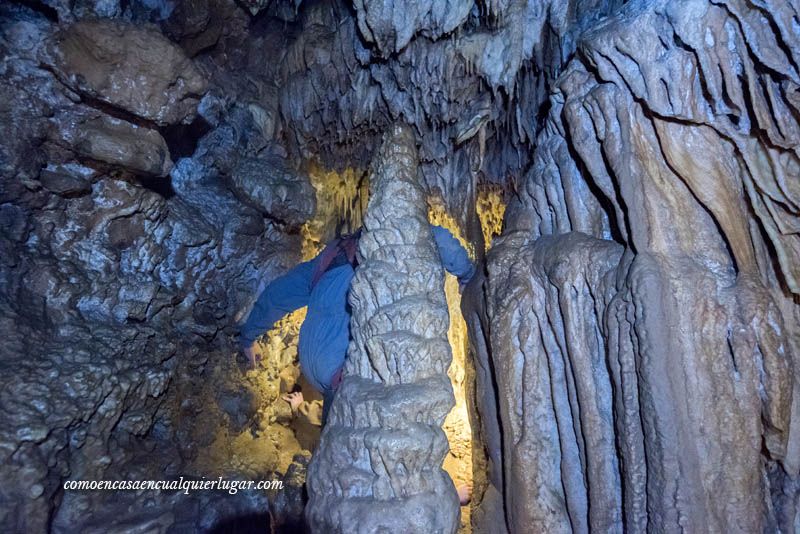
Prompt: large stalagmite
<box><xmin>306</xmin><ymin>124</ymin><xmax>460</xmax><ymax>533</ymax></box>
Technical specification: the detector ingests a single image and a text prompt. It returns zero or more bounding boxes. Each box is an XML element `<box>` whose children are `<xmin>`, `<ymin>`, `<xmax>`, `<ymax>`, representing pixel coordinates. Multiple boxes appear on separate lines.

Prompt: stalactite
<box><xmin>475</xmin><ymin>184</ymin><xmax>507</xmax><ymax>249</ymax></box>
<box><xmin>300</xmin><ymin>163</ymin><xmax>370</xmax><ymax>256</ymax></box>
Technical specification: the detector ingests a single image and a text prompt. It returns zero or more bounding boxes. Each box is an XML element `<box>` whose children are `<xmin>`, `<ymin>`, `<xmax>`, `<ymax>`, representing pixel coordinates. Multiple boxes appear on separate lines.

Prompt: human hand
<box><xmin>456</xmin><ymin>482</ymin><xmax>473</xmax><ymax>506</ymax></box>
<box><xmin>242</xmin><ymin>345</ymin><xmax>262</xmax><ymax>368</ymax></box>
<box><xmin>282</xmin><ymin>391</ymin><xmax>304</xmax><ymax>411</ymax></box>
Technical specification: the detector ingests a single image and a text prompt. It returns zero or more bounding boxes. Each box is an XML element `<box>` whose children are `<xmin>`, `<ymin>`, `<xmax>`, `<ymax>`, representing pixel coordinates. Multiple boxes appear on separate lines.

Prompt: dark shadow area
<box><xmin>138</xmin><ymin>174</ymin><xmax>177</xmax><ymax>198</ymax></box>
<box><xmin>208</xmin><ymin>512</ymin><xmax>271</xmax><ymax>534</ymax></box>
<box><xmin>162</xmin><ymin>116</ymin><xmax>213</xmax><ymax>161</ymax></box>
<box><xmin>9</xmin><ymin>0</ymin><xmax>58</xmax><ymax>21</ymax></box>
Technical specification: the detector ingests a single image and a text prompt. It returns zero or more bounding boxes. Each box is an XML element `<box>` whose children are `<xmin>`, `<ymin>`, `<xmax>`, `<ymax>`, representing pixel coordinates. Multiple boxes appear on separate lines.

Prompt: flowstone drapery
<box><xmin>484</xmin><ymin>0</ymin><xmax>800</xmax><ymax>531</ymax></box>
<box><xmin>305</xmin><ymin>124</ymin><xmax>460</xmax><ymax>533</ymax></box>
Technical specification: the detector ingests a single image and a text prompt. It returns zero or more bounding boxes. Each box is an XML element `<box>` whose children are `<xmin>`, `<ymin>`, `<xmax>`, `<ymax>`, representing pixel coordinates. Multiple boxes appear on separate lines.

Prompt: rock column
<box><xmin>306</xmin><ymin>124</ymin><xmax>459</xmax><ymax>533</ymax></box>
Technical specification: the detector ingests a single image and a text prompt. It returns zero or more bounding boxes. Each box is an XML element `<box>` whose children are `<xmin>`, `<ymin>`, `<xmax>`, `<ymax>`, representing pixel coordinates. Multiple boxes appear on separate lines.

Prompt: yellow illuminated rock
<box><xmin>198</xmin><ymin>171</ymin><xmax>479</xmax><ymax>532</ymax></box>
<box><xmin>194</xmin><ymin>164</ymin><xmax>370</xmax><ymax>478</ymax></box>
<box><xmin>476</xmin><ymin>184</ymin><xmax>506</xmax><ymax>249</ymax></box>
<box><xmin>301</xmin><ymin>163</ymin><xmax>369</xmax><ymax>257</ymax></box>
<box><xmin>428</xmin><ymin>199</ymin><xmax>474</xmax><ymax>533</ymax></box>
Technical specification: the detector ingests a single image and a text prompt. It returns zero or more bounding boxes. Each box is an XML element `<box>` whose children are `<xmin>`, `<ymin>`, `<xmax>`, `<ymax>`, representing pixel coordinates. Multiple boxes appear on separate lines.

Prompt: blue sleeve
<box><xmin>239</xmin><ymin>258</ymin><xmax>316</xmax><ymax>347</ymax></box>
<box><xmin>431</xmin><ymin>225</ymin><xmax>475</xmax><ymax>285</ymax></box>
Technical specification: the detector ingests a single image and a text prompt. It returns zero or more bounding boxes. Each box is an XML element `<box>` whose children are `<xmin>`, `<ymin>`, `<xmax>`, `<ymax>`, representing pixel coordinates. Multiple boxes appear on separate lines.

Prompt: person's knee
<box><xmin>314</xmin><ymin>365</ymin><xmax>343</xmax><ymax>393</ymax></box>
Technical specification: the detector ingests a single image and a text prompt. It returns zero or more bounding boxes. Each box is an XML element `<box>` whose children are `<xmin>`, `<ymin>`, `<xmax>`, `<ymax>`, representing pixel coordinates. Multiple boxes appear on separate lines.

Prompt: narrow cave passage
<box><xmin>229</xmin><ymin>164</ymin><xmax>503</xmax><ymax>533</ymax></box>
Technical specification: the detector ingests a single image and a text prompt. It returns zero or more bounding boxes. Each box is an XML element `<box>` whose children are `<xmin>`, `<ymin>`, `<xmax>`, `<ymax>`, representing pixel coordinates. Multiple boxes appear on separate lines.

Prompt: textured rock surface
<box><xmin>484</xmin><ymin>0</ymin><xmax>800</xmax><ymax>531</ymax></box>
<box><xmin>229</xmin><ymin>155</ymin><xmax>315</xmax><ymax>226</ymax></box>
<box><xmin>58</xmin><ymin>114</ymin><xmax>174</xmax><ymax>176</ymax></box>
<box><xmin>44</xmin><ymin>19</ymin><xmax>208</xmax><ymax>126</ymax></box>
<box><xmin>0</xmin><ymin>2</ymin><xmax>315</xmax><ymax>531</ymax></box>
<box><xmin>306</xmin><ymin>124</ymin><xmax>459</xmax><ymax>533</ymax></box>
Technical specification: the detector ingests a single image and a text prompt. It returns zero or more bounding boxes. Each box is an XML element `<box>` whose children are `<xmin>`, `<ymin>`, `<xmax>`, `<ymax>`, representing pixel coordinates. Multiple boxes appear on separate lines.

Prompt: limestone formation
<box><xmin>229</xmin><ymin>155</ymin><xmax>316</xmax><ymax>226</ymax></box>
<box><xmin>44</xmin><ymin>19</ymin><xmax>208</xmax><ymax>126</ymax></box>
<box><xmin>58</xmin><ymin>114</ymin><xmax>174</xmax><ymax>176</ymax></box>
<box><xmin>306</xmin><ymin>124</ymin><xmax>460</xmax><ymax>533</ymax></box>
<box><xmin>485</xmin><ymin>0</ymin><xmax>800</xmax><ymax>531</ymax></box>
<box><xmin>0</xmin><ymin>3</ymin><xmax>314</xmax><ymax>531</ymax></box>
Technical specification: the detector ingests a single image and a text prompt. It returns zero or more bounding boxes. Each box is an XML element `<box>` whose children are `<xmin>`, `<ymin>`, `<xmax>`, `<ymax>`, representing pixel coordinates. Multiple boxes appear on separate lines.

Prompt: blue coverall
<box><xmin>240</xmin><ymin>225</ymin><xmax>475</xmax><ymax>414</ymax></box>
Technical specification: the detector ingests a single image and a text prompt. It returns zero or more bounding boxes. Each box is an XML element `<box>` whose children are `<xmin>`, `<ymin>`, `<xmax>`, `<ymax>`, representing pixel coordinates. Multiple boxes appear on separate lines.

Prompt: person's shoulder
<box><xmin>431</xmin><ymin>225</ymin><xmax>459</xmax><ymax>243</ymax></box>
<box><xmin>431</xmin><ymin>224</ymin><xmax>449</xmax><ymax>236</ymax></box>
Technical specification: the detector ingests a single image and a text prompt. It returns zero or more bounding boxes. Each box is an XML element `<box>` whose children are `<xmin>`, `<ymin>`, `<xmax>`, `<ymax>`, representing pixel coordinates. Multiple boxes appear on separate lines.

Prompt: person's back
<box><xmin>298</xmin><ymin>256</ymin><xmax>354</xmax><ymax>398</ymax></box>
<box><xmin>239</xmin><ymin>224</ymin><xmax>474</xmax><ymax>421</ymax></box>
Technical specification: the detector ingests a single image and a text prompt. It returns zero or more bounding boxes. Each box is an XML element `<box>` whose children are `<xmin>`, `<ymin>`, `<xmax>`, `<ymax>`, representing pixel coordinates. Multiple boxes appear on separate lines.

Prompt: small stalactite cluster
<box><xmin>301</xmin><ymin>162</ymin><xmax>369</xmax><ymax>257</ymax></box>
<box><xmin>476</xmin><ymin>184</ymin><xmax>507</xmax><ymax>249</ymax></box>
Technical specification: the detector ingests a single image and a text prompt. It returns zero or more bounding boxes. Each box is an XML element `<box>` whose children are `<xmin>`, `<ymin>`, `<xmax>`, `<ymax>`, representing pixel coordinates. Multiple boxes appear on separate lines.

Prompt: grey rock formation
<box><xmin>306</xmin><ymin>124</ymin><xmax>459</xmax><ymax>533</ymax></box>
<box><xmin>484</xmin><ymin>0</ymin><xmax>800</xmax><ymax>531</ymax></box>
<box><xmin>488</xmin><ymin>232</ymin><xmax>624</xmax><ymax>532</ymax></box>
<box><xmin>269</xmin><ymin>453</ymin><xmax>311</xmax><ymax>532</ymax></box>
<box><xmin>58</xmin><ymin>114</ymin><xmax>174</xmax><ymax>176</ymax></box>
<box><xmin>39</xmin><ymin>163</ymin><xmax>94</xmax><ymax>196</ymax></box>
<box><xmin>230</xmin><ymin>155</ymin><xmax>316</xmax><ymax>226</ymax></box>
<box><xmin>44</xmin><ymin>19</ymin><xmax>208</xmax><ymax>126</ymax></box>
<box><xmin>0</xmin><ymin>3</ymin><xmax>315</xmax><ymax>531</ymax></box>
<box><xmin>353</xmin><ymin>0</ymin><xmax>472</xmax><ymax>54</ymax></box>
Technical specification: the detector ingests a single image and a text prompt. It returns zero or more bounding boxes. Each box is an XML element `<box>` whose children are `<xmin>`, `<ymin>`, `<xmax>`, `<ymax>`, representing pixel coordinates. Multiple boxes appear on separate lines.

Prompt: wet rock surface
<box><xmin>306</xmin><ymin>124</ymin><xmax>459</xmax><ymax>533</ymax></box>
<box><xmin>0</xmin><ymin>1</ymin><xmax>314</xmax><ymax>531</ymax></box>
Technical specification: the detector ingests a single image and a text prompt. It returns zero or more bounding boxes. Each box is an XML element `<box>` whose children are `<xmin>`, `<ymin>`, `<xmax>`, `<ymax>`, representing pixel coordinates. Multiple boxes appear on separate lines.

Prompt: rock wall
<box><xmin>306</xmin><ymin>124</ymin><xmax>460</xmax><ymax>533</ymax></box>
<box><xmin>1</xmin><ymin>3</ymin><xmax>315</xmax><ymax>531</ymax></box>
<box><xmin>486</xmin><ymin>0</ymin><xmax>800</xmax><ymax>531</ymax></box>
<box><xmin>276</xmin><ymin>0</ymin><xmax>629</xmax><ymax>228</ymax></box>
